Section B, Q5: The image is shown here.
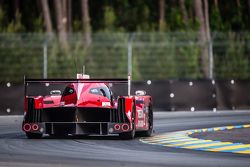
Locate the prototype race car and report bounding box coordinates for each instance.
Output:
[22,75,153,139]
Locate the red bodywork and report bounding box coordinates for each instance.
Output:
[22,79,153,139]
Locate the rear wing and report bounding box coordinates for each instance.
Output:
[24,78,128,84]
[24,77,129,96]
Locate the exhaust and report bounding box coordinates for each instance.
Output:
[23,123,31,132]
[32,124,39,131]
[122,124,129,131]
[114,124,121,131]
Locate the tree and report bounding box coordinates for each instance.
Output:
[203,0,211,77]
[214,0,218,8]
[193,0,210,78]
[62,0,72,33]
[179,0,188,25]
[236,0,240,7]
[13,0,20,14]
[203,0,210,42]
[67,0,72,33]
[54,0,68,46]
[248,0,250,19]
[159,0,166,31]
[81,0,92,46]
[40,0,53,35]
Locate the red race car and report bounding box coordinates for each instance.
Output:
[22,75,153,139]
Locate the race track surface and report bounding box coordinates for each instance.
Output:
[0,111,250,167]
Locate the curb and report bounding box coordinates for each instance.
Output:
[140,124,250,154]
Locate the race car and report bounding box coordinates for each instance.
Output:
[22,75,153,139]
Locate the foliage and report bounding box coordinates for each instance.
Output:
[213,32,250,79]
[1,32,250,82]
[6,11,25,33]
[0,1,250,32]
[103,6,116,31]
[1,1,250,82]
[33,16,44,33]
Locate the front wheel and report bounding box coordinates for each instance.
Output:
[26,132,43,139]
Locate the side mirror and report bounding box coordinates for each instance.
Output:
[135,90,146,96]
[50,90,61,95]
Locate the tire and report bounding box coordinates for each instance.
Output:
[26,132,43,139]
[119,124,135,140]
[138,103,153,137]
[119,102,136,140]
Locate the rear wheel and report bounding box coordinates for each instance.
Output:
[119,102,136,140]
[26,132,43,139]
[119,124,135,140]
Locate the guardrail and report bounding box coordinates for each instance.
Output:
[1,79,250,115]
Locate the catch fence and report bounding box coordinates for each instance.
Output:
[0,32,250,82]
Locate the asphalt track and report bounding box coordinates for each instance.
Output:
[0,111,250,167]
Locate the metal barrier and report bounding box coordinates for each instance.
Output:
[1,80,250,115]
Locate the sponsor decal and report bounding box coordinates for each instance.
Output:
[127,110,131,120]
[102,102,111,107]
[138,120,144,127]
[138,110,144,118]
[60,101,65,106]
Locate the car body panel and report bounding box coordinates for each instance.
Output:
[22,78,153,138]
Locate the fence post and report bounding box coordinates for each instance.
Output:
[208,39,213,79]
[43,42,48,79]
[128,33,135,96]
[208,32,214,79]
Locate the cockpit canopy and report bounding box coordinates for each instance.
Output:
[61,83,112,106]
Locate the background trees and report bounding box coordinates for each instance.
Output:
[0,0,250,81]
[81,0,91,46]
[0,0,249,33]
[40,0,52,35]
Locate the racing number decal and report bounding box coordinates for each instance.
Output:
[138,110,144,118]
[138,120,144,127]
[137,110,144,128]
[137,109,146,128]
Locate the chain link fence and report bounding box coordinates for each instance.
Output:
[1,32,250,82]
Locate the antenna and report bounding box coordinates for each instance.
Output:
[82,65,85,74]
[77,65,89,79]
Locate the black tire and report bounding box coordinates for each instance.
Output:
[119,102,136,140]
[26,132,43,139]
[138,103,153,137]
[119,124,135,140]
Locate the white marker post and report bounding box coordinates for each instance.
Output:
[128,33,135,96]
[43,42,48,79]
[128,74,131,96]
